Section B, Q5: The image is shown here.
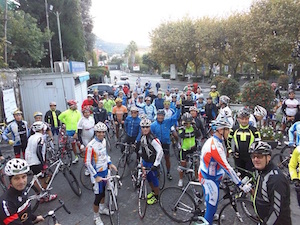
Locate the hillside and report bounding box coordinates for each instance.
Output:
[95,38,127,55]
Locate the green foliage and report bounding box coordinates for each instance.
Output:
[161,72,170,79]
[242,80,275,110]
[259,126,283,141]
[277,74,289,90]
[87,66,110,86]
[211,76,227,88]
[218,78,240,101]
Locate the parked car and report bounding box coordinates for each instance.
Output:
[87,83,114,95]
[120,73,129,80]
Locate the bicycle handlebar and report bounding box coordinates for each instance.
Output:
[42,199,71,219]
[116,142,136,148]
[100,175,121,181]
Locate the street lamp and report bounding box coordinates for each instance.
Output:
[45,0,54,72]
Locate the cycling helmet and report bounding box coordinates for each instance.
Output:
[249,141,272,155]
[103,92,108,96]
[94,122,107,132]
[164,100,171,105]
[49,101,56,106]
[138,95,144,99]
[182,112,193,124]
[115,98,122,103]
[189,106,198,112]
[82,106,90,113]
[157,91,163,95]
[33,111,43,118]
[211,116,232,131]
[186,91,192,96]
[13,109,22,115]
[171,94,177,98]
[67,100,77,106]
[5,158,30,176]
[32,121,44,132]
[219,95,230,105]
[254,105,267,117]
[145,97,151,101]
[130,106,139,112]
[140,118,152,127]
[197,94,204,99]
[87,94,93,98]
[237,107,250,118]
[157,109,165,116]
[288,89,295,94]
[211,85,217,89]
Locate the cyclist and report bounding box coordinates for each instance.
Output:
[227,107,261,177]
[289,145,300,207]
[208,85,220,105]
[177,112,201,187]
[281,89,299,133]
[25,121,57,203]
[143,96,157,121]
[249,105,267,128]
[93,100,108,124]
[153,91,164,110]
[92,89,101,107]
[77,107,95,147]
[189,106,206,139]
[198,116,252,225]
[112,98,128,140]
[135,95,146,116]
[44,101,61,136]
[140,118,164,205]
[81,94,94,113]
[151,102,181,180]
[2,109,29,158]
[58,100,82,164]
[164,90,172,101]
[204,96,217,124]
[217,95,233,127]
[102,92,115,121]
[196,94,206,116]
[164,100,180,150]
[250,141,291,225]
[182,91,195,114]
[85,122,117,225]
[123,106,141,152]
[30,112,53,140]
[170,94,177,111]
[0,158,46,225]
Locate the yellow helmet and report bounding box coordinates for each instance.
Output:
[13,109,22,115]
[33,111,43,118]
[115,98,122,103]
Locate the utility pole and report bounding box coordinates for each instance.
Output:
[4,0,8,65]
[55,11,64,62]
[45,0,54,72]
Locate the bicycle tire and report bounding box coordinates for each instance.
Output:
[0,179,7,196]
[27,185,40,213]
[138,179,147,219]
[172,143,180,161]
[280,145,293,161]
[108,190,120,225]
[271,153,291,181]
[158,163,165,190]
[106,131,112,152]
[80,164,93,190]
[117,154,127,179]
[218,198,259,225]
[159,186,196,223]
[130,168,138,190]
[59,148,72,167]
[63,167,82,196]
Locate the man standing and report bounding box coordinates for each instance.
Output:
[44,102,61,136]
[250,141,291,225]
[58,100,81,164]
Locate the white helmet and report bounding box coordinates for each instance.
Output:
[130,106,139,112]
[211,116,232,131]
[32,121,44,132]
[219,95,230,105]
[140,118,152,127]
[189,106,198,112]
[94,122,107,132]
[254,105,267,117]
[197,94,204,99]
[211,85,216,89]
[5,158,30,176]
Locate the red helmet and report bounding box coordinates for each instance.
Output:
[67,100,77,106]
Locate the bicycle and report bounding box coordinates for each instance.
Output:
[170,132,180,161]
[26,156,82,213]
[137,167,151,219]
[271,152,292,182]
[39,199,71,225]
[0,157,10,196]
[116,142,136,179]
[0,122,7,142]
[80,164,93,190]
[57,126,73,166]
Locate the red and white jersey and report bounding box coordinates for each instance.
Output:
[198,135,240,185]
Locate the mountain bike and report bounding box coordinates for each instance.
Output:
[116,142,136,179]
[40,199,71,225]
[26,157,82,213]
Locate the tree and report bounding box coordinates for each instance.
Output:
[142,53,159,73]
[80,0,95,52]
[124,41,138,68]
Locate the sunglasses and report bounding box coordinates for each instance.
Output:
[131,111,138,114]
[250,154,265,159]
[141,126,150,129]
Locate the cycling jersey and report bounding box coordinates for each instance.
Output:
[282,98,299,117]
[196,101,206,115]
[217,106,233,127]
[103,99,115,113]
[0,187,37,225]
[25,132,46,167]
[164,108,174,119]
[112,105,128,122]
[288,121,300,146]
[77,116,95,146]
[209,91,220,105]
[153,98,164,110]
[2,120,29,146]
[289,146,300,180]
[93,107,108,124]
[181,100,194,114]
[254,162,291,225]
[124,116,141,139]
[249,114,257,128]
[140,133,163,166]
[144,104,157,121]
[135,101,146,116]
[58,109,81,132]
[178,126,200,151]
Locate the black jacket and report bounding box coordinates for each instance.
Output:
[44,110,61,128]
[93,107,108,124]
[254,161,291,225]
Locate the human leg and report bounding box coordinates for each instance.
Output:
[202,179,220,224]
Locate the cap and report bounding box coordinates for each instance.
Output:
[87,94,93,98]
[49,101,56,106]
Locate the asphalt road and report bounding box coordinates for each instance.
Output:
[1,72,300,225]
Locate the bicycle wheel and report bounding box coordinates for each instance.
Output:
[218,199,259,225]
[280,145,293,161]
[27,185,40,213]
[159,186,196,223]
[80,164,93,190]
[117,154,127,179]
[271,153,291,181]
[130,168,138,190]
[138,179,147,219]
[63,167,82,196]
[108,190,120,225]
[59,148,72,167]
[158,163,165,190]
[106,130,112,152]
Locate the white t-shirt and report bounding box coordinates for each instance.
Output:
[77,116,95,145]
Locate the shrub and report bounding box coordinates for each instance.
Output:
[161,72,170,79]
[218,78,240,101]
[277,74,289,90]
[211,76,227,89]
[241,80,275,110]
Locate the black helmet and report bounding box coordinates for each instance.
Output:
[249,141,272,155]
[238,107,250,118]
[157,109,165,116]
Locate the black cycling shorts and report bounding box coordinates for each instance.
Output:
[162,144,170,156]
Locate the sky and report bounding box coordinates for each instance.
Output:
[91,0,254,46]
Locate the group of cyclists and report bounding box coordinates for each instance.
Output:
[0,77,299,225]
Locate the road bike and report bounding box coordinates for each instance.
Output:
[0,157,10,196]
[271,152,292,182]
[116,142,136,179]
[26,157,82,213]
[80,164,93,190]
[39,199,71,225]
[57,126,73,166]
[170,132,180,161]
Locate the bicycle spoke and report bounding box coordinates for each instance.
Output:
[109,191,120,225]
[80,165,93,190]
[138,179,147,219]
[117,154,127,179]
[63,168,82,196]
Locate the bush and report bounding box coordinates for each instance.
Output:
[218,78,240,101]
[241,80,275,110]
[161,72,170,79]
[277,74,289,90]
[211,76,227,89]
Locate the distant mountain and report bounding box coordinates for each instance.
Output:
[95,37,127,55]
